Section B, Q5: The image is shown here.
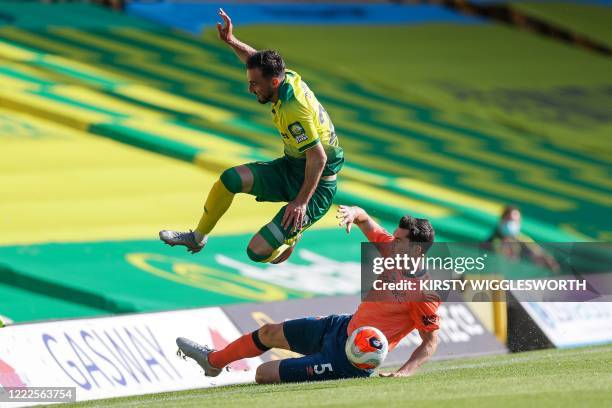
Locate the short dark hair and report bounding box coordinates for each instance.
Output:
[399,215,435,253]
[246,50,285,78]
[501,205,520,218]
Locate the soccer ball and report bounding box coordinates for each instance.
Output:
[345,326,388,369]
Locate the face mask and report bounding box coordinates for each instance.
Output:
[500,220,520,237]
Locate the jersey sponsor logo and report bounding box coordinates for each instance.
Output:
[294,134,308,143]
[288,122,308,143]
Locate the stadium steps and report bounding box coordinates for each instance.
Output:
[0,33,519,243]
[0,28,582,242]
[0,4,601,239]
[0,24,475,321]
[0,104,320,321]
[509,1,612,50]
[232,23,611,240]
[3,11,605,233]
[0,1,605,322]
[436,0,612,56]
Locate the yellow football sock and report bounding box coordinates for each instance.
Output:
[195,180,234,236]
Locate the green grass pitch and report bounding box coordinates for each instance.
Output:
[64,344,611,407]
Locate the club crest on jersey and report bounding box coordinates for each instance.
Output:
[288,122,308,143]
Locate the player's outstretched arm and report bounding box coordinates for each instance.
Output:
[216,8,257,63]
[380,330,439,378]
[336,205,383,237]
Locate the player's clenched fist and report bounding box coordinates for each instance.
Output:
[216,8,235,44]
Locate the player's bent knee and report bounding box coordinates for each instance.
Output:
[255,361,281,384]
[246,234,275,262]
[258,323,282,345]
[247,247,270,262]
[219,167,244,194]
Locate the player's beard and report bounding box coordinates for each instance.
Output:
[255,87,274,104]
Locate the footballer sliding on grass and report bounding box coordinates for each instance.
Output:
[176,206,440,383]
[160,8,343,264]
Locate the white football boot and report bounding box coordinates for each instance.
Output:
[159,230,206,254]
[176,337,223,377]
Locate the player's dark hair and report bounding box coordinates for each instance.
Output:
[399,215,435,253]
[246,50,285,79]
[501,205,520,218]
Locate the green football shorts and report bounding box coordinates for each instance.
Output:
[244,157,338,248]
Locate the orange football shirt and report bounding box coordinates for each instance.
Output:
[347,227,441,351]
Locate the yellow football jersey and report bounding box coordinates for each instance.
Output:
[271,70,343,175]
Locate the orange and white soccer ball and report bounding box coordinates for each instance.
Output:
[345,326,388,369]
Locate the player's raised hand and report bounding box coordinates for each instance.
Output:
[336,205,355,234]
[216,8,234,44]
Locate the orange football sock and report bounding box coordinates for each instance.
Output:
[208,331,270,369]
